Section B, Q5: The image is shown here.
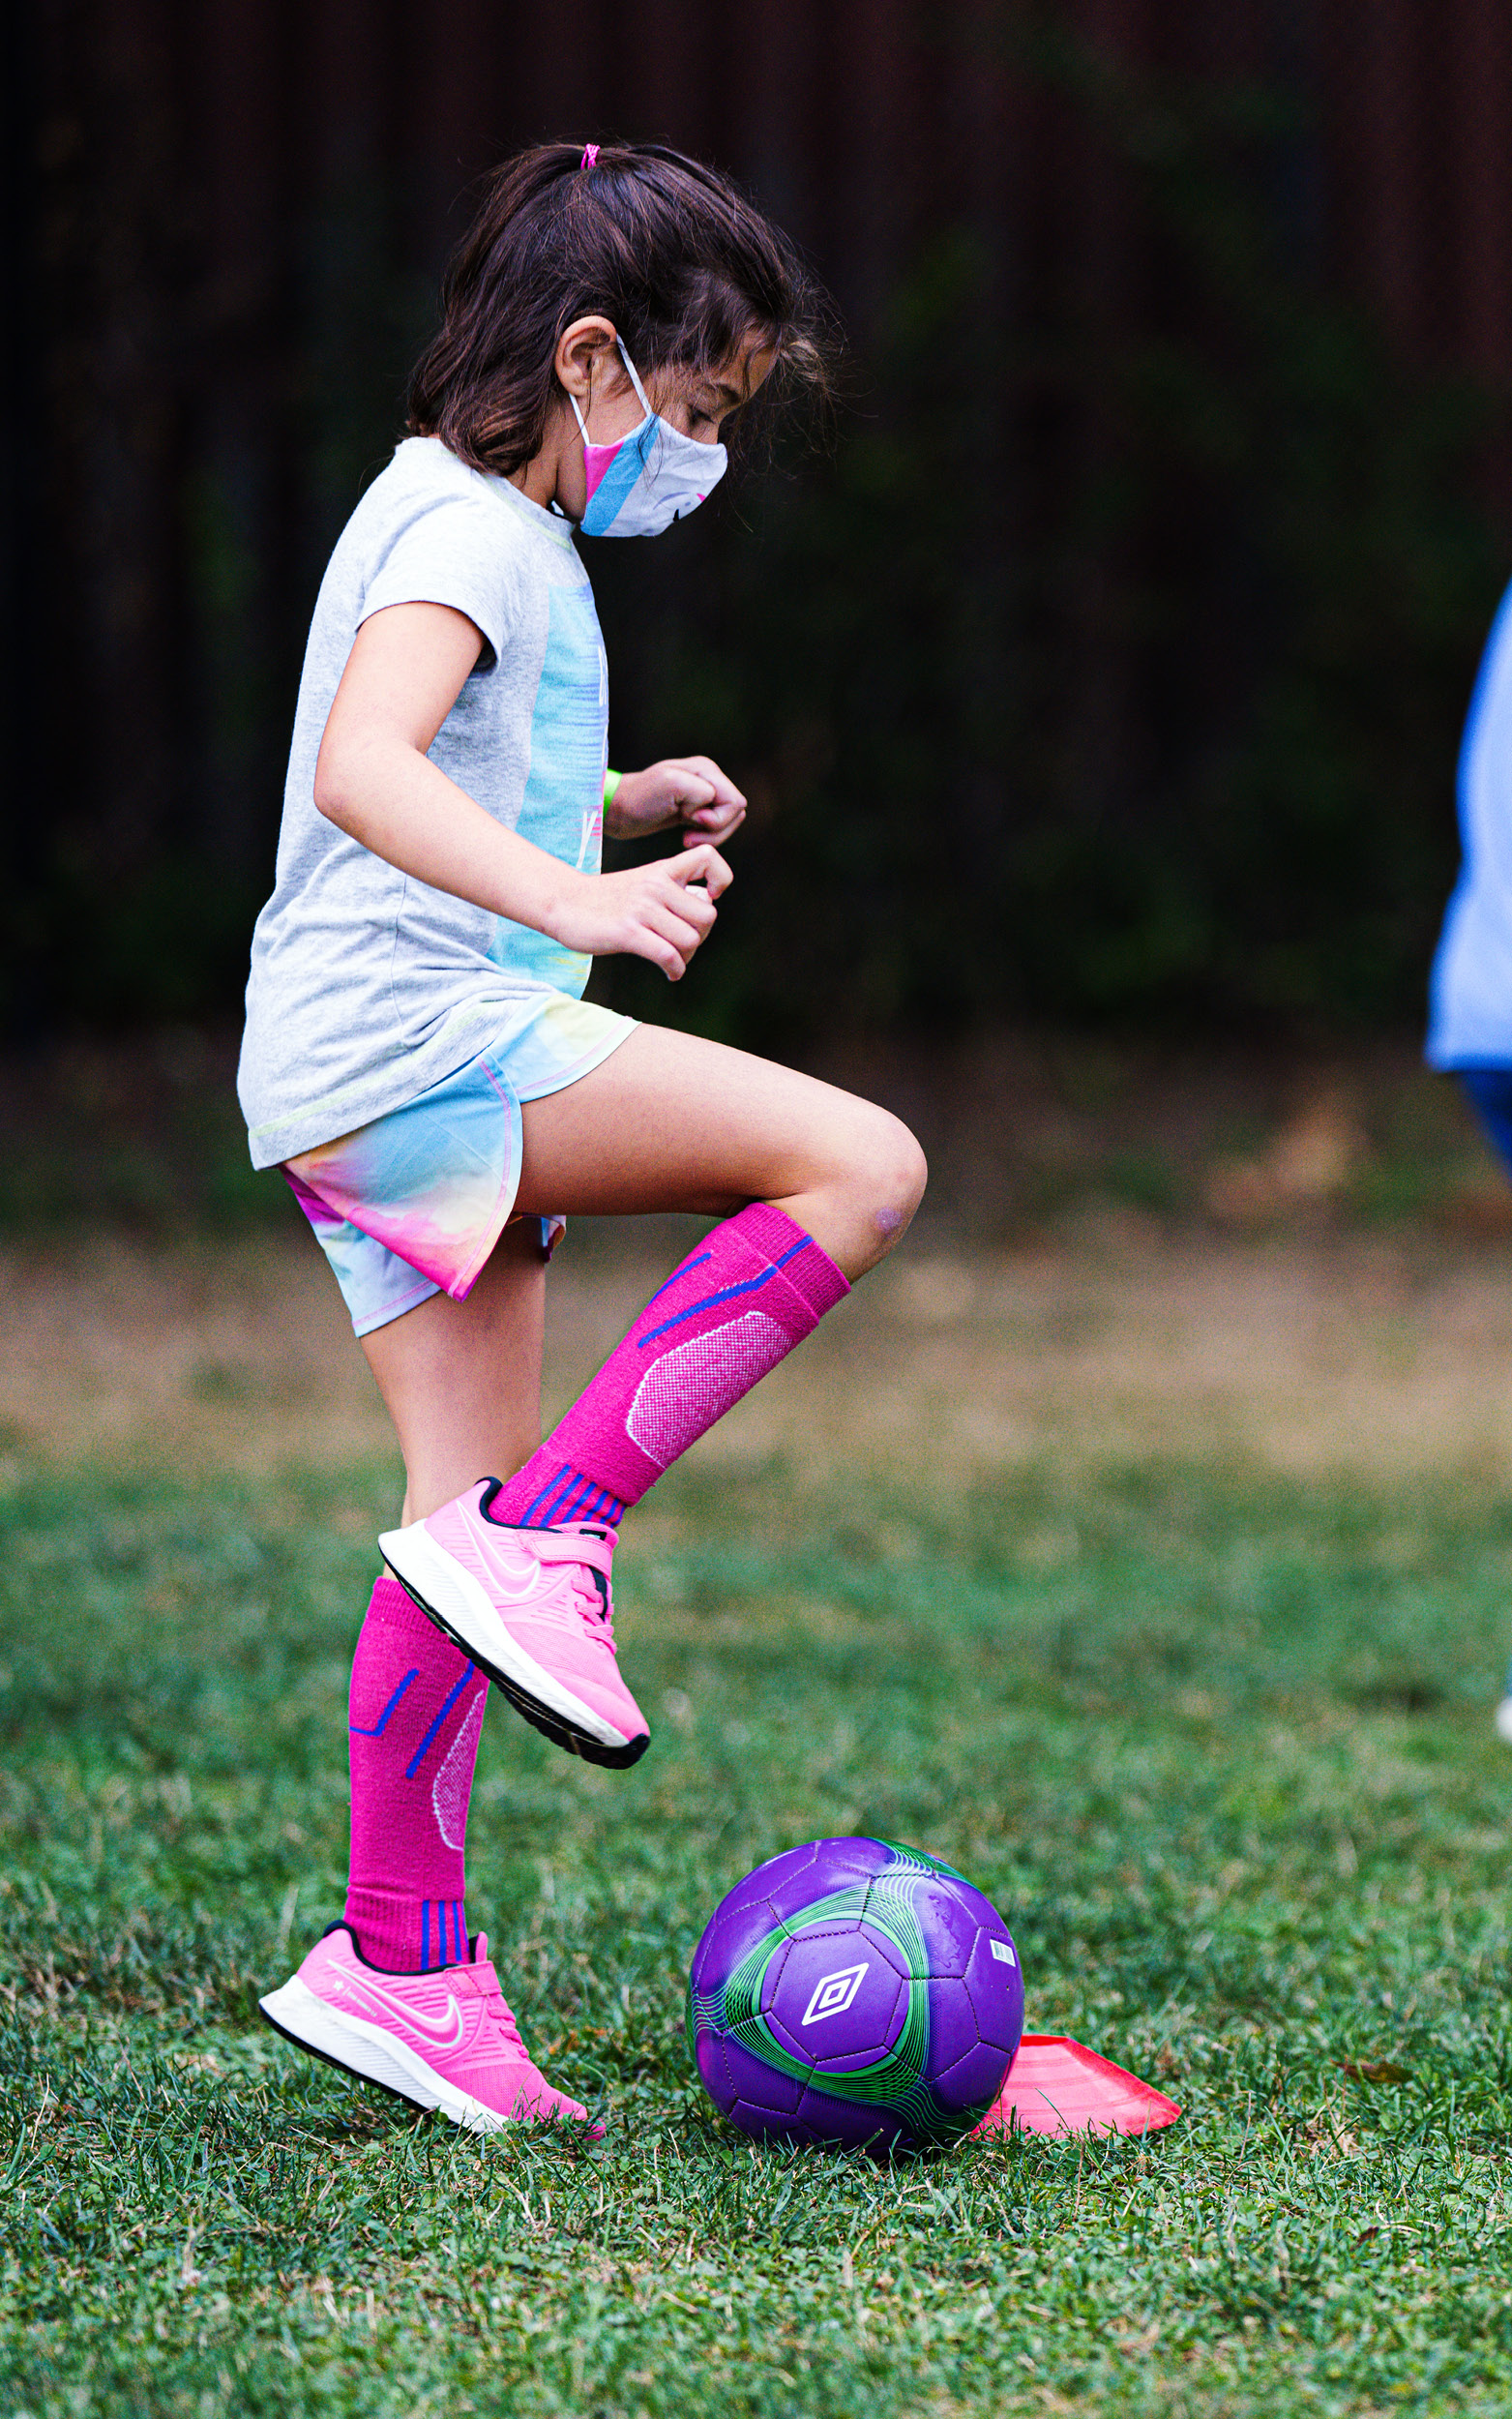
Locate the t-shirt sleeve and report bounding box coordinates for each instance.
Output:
[358,491,521,669]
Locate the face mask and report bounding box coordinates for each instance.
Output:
[570,340,727,537]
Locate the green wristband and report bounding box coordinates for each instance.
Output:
[603,768,622,809]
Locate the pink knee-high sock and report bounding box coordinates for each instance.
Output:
[344,1573,489,1971]
[493,1203,849,1527]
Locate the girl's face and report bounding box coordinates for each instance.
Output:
[536,319,775,523]
[645,325,776,445]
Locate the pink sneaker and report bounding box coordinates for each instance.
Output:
[259,1924,602,2136]
[378,1481,649,1769]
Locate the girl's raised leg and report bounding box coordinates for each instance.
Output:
[513,1025,927,1272]
[376,1029,925,1767]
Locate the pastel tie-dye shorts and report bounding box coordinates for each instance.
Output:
[283,995,637,1335]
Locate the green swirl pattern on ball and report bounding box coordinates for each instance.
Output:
[687,1842,988,2143]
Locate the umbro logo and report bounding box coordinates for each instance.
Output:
[800,1962,870,2026]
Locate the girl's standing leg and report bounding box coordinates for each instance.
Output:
[265,1216,596,2133]
[344,1218,545,1970]
[362,1209,548,1523]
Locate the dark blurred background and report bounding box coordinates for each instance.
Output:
[7,0,1512,1059]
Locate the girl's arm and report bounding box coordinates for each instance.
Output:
[313,602,729,982]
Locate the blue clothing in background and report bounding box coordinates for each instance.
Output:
[1460,1066,1512,1179]
[1429,579,1512,1067]
[1429,629,1512,1719]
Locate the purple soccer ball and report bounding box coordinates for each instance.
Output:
[686,1837,1024,2151]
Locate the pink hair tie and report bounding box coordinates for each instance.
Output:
[580,143,600,170]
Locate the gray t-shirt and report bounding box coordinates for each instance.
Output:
[238,438,608,1169]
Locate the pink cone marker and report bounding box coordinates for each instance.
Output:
[972,2035,1182,2138]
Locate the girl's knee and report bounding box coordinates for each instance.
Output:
[843,1107,927,1252]
[879,1117,929,1236]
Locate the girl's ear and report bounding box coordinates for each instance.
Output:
[555,315,622,402]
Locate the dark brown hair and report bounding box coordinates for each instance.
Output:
[406,141,837,475]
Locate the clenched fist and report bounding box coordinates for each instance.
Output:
[607,756,747,849]
[541,844,733,982]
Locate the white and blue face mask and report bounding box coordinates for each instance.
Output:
[569,340,727,537]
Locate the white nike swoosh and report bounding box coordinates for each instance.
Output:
[447,1538,556,1603]
[475,1557,550,1602]
[337,1972,466,2052]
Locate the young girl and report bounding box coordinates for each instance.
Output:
[243,142,926,2135]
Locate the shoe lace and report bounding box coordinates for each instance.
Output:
[543,1530,618,1657]
[566,1565,616,1653]
[476,1973,526,2055]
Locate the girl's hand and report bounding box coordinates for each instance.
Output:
[546,845,733,981]
[313,608,730,976]
[607,756,747,848]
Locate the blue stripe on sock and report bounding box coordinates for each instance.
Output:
[421,1901,430,1971]
[404,1670,471,1779]
[545,1475,584,1523]
[636,1237,811,1349]
[539,1468,589,1525]
[349,1669,419,1737]
[520,1467,626,1530]
[522,1462,574,1525]
[640,1250,714,1313]
[560,1476,602,1524]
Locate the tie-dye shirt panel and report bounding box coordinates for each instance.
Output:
[488,582,607,996]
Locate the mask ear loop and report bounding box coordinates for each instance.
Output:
[614,339,654,421]
[568,340,654,452]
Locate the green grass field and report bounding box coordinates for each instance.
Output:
[5,1436,1512,2415]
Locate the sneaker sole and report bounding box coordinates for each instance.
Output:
[259,1977,596,2135]
[377,1524,649,1771]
